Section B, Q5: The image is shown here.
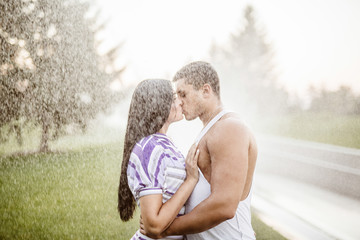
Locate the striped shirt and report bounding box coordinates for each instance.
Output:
[127,133,186,240]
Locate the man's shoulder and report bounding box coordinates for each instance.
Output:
[214,114,249,135]
[204,114,251,146]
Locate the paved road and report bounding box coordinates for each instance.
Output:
[253,135,360,240]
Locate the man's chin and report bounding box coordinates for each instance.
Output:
[184,114,196,121]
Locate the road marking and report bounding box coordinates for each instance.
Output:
[262,149,360,176]
[257,134,360,156]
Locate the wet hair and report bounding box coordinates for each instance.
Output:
[173,61,220,97]
[118,79,173,221]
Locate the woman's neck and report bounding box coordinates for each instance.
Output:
[158,121,170,134]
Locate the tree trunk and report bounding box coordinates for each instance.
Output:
[39,114,50,152]
[14,124,23,146]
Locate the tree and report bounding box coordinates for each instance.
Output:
[0,0,31,145]
[309,85,360,115]
[209,5,288,116]
[0,0,123,152]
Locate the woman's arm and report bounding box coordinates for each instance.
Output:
[139,177,197,238]
[159,122,251,235]
[140,144,199,238]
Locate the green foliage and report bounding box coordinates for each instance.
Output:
[308,85,360,115]
[0,0,123,152]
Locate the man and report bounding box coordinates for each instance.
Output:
[143,61,258,239]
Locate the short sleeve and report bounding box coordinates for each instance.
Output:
[127,139,166,202]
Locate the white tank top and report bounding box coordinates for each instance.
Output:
[185,110,255,240]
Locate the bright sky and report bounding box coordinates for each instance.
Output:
[95,0,360,99]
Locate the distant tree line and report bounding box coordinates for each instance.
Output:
[0,0,124,152]
[308,86,360,115]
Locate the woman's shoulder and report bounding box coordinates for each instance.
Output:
[136,133,167,148]
[132,134,166,158]
[138,133,174,148]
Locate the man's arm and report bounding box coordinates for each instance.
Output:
[164,120,250,235]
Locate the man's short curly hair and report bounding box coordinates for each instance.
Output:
[173,61,220,97]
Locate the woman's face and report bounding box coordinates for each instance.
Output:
[168,93,183,123]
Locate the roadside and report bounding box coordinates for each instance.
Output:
[252,133,360,240]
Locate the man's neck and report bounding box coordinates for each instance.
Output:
[200,103,223,127]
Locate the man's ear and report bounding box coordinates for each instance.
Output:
[202,84,212,98]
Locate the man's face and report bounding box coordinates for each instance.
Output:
[175,78,203,121]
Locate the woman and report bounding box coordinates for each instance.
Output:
[118,79,199,240]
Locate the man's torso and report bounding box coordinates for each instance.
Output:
[196,112,257,200]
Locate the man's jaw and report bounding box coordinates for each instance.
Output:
[183,112,197,121]
[182,111,190,120]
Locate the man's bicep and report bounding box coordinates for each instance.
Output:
[208,126,249,203]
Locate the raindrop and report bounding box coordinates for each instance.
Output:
[18,40,26,47]
[46,24,57,38]
[9,37,18,45]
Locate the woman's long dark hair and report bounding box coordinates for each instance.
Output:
[118,79,173,221]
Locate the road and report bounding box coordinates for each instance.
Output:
[253,135,360,240]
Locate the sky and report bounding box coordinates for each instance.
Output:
[94,0,360,100]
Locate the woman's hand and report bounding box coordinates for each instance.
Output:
[185,143,200,182]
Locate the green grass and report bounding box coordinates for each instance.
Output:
[0,143,139,239]
[257,112,360,149]
[0,138,286,240]
[252,213,287,240]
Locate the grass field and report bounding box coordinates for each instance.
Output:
[0,138,286,240]
[257,112,360,149]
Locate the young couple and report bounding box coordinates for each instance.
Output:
[118,61,257,240]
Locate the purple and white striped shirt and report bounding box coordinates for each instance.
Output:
[127,133,186,240]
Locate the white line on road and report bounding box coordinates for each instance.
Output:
[256,134,360,156]
[262,149,360,176]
